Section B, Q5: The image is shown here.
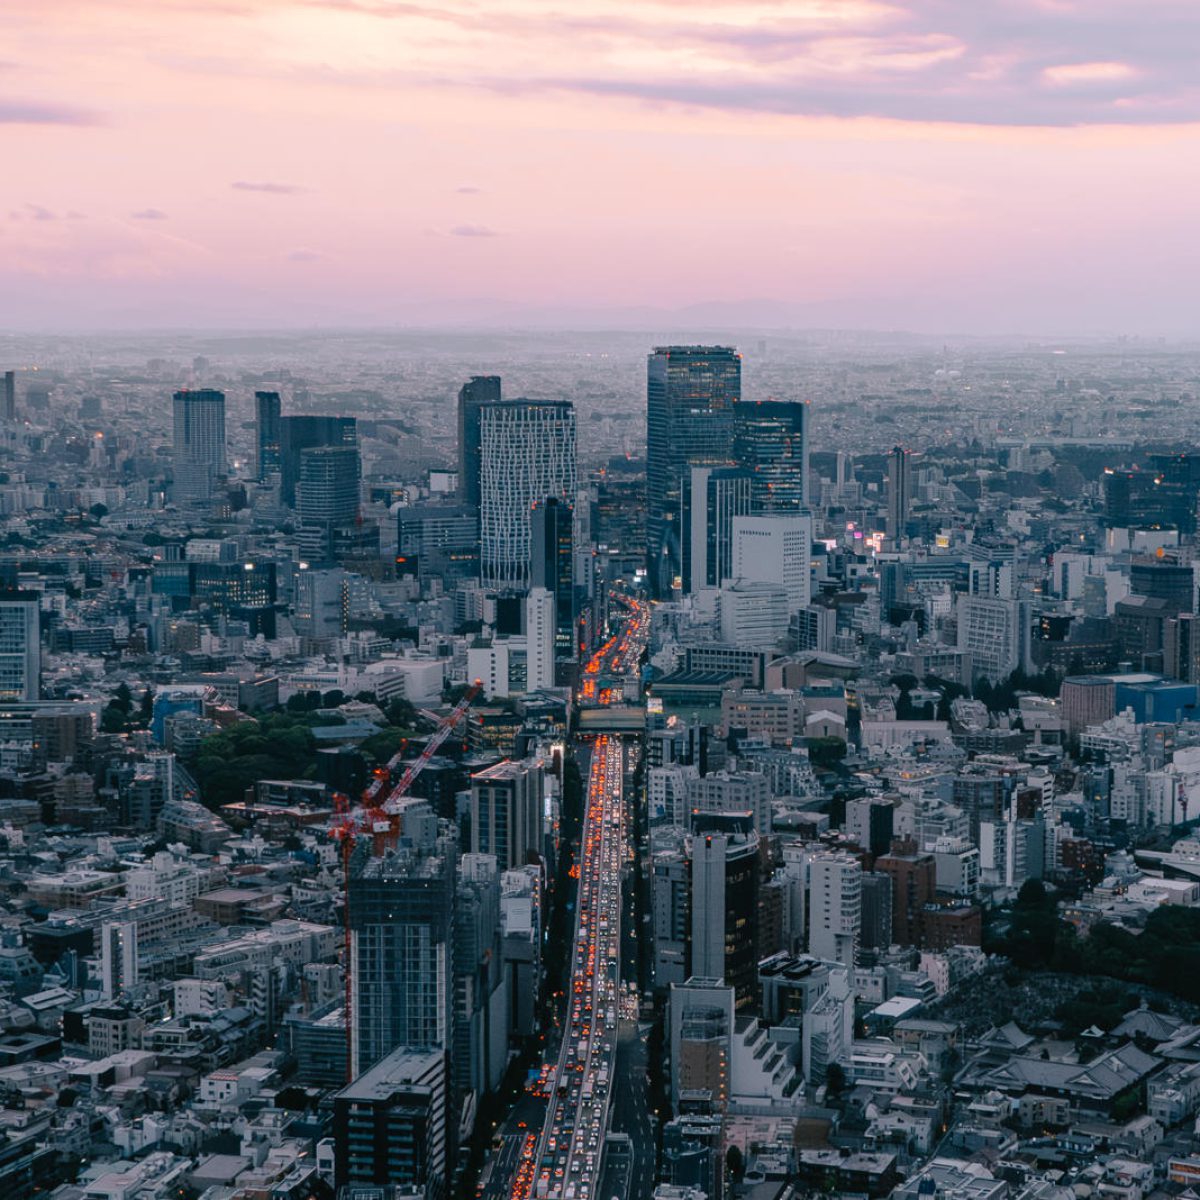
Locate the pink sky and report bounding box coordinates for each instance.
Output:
[3,0,1200,333]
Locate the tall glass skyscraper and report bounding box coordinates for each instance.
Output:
[172,388,227,503]
[457,375,501,510]
[480,400,576,590]
[530,496,575,657]
[279,415,357,507]
[297,444,362,563]
[733,399,809,513]
[254,390,282,481]
[646,346,741,597]
[348,811,457,1078]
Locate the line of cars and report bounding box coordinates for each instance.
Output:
[529,736,623,1200]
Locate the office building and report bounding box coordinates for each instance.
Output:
[172,389,227,503]
[530,496,575,657]
[348,813,457,1077]
[668,977,735,1110]
[458,375,501,509]
[525,587,556,692]
[647,345,741,596]
[689,815,759,1010]
[1131,553,1195,614]
[279,414,357,507]
[297,444,361,563]
[332,1046,448,1200]
[0,592,40,702]
[887,445,911,539]
[469,760,544,872]
[859,873,894,955]
[733,399,809,512]
[682,465,752,596]
[480,400,576,589]
[100,921,138,999]
[731,512,812,613]
[3,371,13,422]
[876,838,937,948]
[808,852,861,967]
[254,390,281,480]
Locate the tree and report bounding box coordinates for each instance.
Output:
[138,688,154,724]
[100,703,128,733]
[806,736,847,769]
[112,682,134,715]
[725,1145,745,1185]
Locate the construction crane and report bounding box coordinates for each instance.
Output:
[332,679,483,1080]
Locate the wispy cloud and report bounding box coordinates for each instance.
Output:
[450,224,498,237]
[131,208,168,220]
[231,180,307,194]
[456,185,482,194]
[0,98,101,125]
[300,0,1200,127]
[286,247,323,261]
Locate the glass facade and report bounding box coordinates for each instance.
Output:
[646,346,741,597]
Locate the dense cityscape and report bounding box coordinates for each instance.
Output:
[0,331,1199,1200]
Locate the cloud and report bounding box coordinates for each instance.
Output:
[231,180,307,194]
[27,205,58,221]
[286,248,322,261]
[450,224,498,237]
[455,185,482,194]
[0,98,101,125]
[304,0,1200,126]
[131,208,168,220]
[1042,61,1138,88]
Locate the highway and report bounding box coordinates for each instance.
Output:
[514,593,649,1200]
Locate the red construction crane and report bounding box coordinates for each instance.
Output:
[333,680,482,1080]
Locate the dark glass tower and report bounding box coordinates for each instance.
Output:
[457,375,501,510]
[530,496,575,657]
[254,390,282,480]
[733,400,809,513]
[646,346,741,597]
[279,414,357,507]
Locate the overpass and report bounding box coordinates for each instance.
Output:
[576,706,645,733]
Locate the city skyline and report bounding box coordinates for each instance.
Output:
[4,0,1200,333]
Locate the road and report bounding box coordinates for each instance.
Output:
[493,593,650,1200]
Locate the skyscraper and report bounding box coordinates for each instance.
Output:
[457,375,501,509]
[530,496,575,657]
[733,399,810,512]
[3,371,14,422]
[647,345,741,596]
[0,591,40,701]
[689,813,759,1010]
[279,414,357,507]
[682,466,752,595]
[172,389,227,503]
[887,445,911,539]
[348,810,456,1078]
[732,513,812,613]
[479,400,576,590]
[255,390,282,480]
[297,444,361,562]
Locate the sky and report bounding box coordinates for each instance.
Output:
[3,0,1200,334]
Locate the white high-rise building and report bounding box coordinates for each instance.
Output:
[480,400,576,589]
[732,513,812,613]
[525,587,555,691]
[807,852,861,967]
[101,920,138,999]
[0,592,40,701]
[718,580,789,650]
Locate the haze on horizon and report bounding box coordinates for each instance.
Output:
[3,0,1200,336]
